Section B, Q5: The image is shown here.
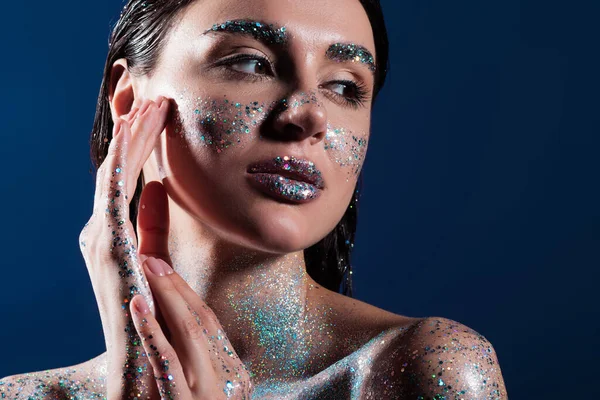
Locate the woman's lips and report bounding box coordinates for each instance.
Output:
[247,156,324,188]
[247,156,324,203]
[248,173,322,203]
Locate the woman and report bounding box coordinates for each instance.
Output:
[0,0,507,398]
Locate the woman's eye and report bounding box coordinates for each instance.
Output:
[328,82,356,98]
[321,79,370,109]
[229,58,269,75]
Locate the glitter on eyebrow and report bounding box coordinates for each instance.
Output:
[206,19,288,45]
[326,43,376,72]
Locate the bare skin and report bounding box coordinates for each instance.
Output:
[1,299,417,396]
[1,0,507,398]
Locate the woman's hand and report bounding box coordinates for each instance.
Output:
[129,253,253,399]
[78,97,171,399]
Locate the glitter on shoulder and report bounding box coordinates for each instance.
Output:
[364,317,508,399]
[0,366,107,399]
[248,317,507,399]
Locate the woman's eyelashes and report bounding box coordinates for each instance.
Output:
[215,53,371,109]
[320,80,370,109]
[217,53,275,82]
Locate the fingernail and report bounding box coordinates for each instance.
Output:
[145,257,174,277]
[133,295,149,315]
[146,257,165,276]
[163,261,174,275]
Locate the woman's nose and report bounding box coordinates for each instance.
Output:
[269,91,328,145]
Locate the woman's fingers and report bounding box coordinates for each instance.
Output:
[95,119,134,228]
[127,97,170,197]
[144,258,251,395]
[165,270,250,391]
[137,181,173,344]
[81,98,170,400]
[88,96,169,281]
[142,258,217,389]
[124,106,140,123]
[130,294,194,400]
[137,181,172,265]
[135,257,253,398]
[164,270,226,342]
[92,118,127,210]
[88,98,170,302]
[92,97,168,212]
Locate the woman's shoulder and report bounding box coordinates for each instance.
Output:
[320,289,419,331]
[0,353,107,399]
[367,316,508,399]
[320,292,507,398]
[311,292,507,398]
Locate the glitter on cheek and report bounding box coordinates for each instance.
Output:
[174,91,322,154]
[324,124,369,179]
[187,97,269,153]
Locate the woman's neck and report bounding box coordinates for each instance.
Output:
[165,196,324,380]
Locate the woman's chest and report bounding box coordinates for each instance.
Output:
[249,327,405,400]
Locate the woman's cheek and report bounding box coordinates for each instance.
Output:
[175,93,272,154]
[172,95,369,210]
[171,90,368,202]
[324,124,369,181]
[173,89,368,169]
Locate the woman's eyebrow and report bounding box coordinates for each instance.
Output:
[202,21,375,75]
[326,43,376,75]
[202,19,288,46]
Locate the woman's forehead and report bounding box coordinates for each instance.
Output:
[173,0,376,55]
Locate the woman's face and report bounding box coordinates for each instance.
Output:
[140,0,376,253]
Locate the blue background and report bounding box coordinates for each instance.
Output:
[1,0,597,398]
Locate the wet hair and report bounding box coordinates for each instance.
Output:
[90,0,389,297]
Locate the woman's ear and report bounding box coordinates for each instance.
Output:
[109,58,137,122]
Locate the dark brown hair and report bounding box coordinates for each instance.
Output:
[91,0,389,296]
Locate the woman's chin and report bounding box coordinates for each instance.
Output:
[232,212,325,255]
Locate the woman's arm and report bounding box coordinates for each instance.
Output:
[368,317,508,399]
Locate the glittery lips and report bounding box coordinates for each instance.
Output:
[247,156,324,203]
